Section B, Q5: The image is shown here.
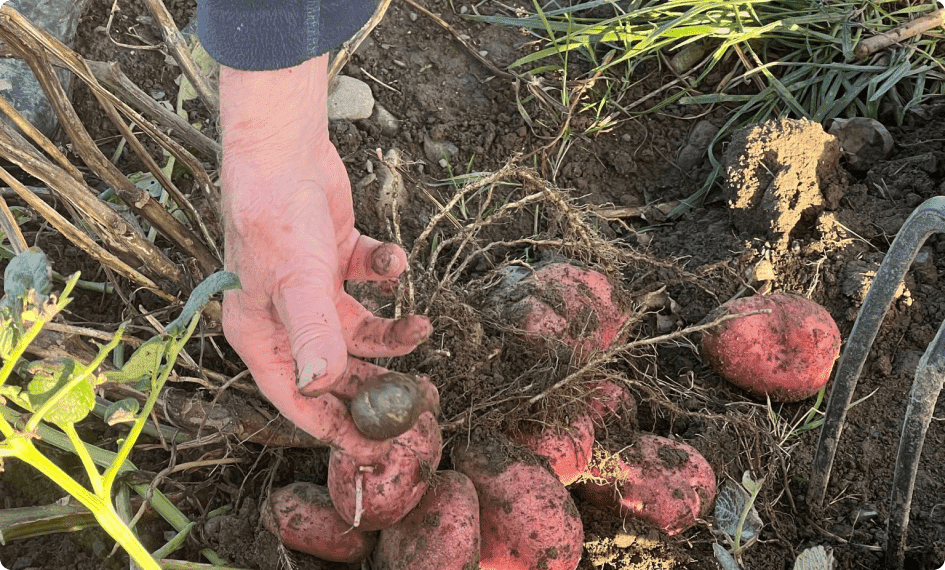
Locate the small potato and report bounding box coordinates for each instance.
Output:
[510,413,595,485]
[701,293,841,402]
[454,434,583,570]
[585,379,637,429]
[373,470,481,570]
[329,411,442,531]
[576,434,716,535]
[350,372,436,440]
[261,482,376,562]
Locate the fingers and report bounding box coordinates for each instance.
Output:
[336,292,432,357]
[330,357,390,399]
[343,235,408,282]
[223,291,345,440]
[272,282,349,396]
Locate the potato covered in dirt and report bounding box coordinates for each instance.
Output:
[576,434,716,535]
[261,482,376,562]
[373,470,480,570]
[490,263,629,361]
[510,413,595,485]
[701,293,841,402]
[585,379,637,429]
[329,411,442,531]
[453,434,584,570]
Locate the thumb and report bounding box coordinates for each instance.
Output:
[274,281,349,396]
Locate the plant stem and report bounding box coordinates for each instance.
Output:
[13,438,159,569]
[63,422,103,495]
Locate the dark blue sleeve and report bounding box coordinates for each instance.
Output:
[196,0,379,71]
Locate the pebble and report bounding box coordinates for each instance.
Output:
[828,117,894,172]
[409,12,418,22]
[676,120,719,171]
[2,0,89,137]
[327,75,374,121]
[424,133,459,164]
[372,103,400,136]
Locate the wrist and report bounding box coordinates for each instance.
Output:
[219,55,331,159]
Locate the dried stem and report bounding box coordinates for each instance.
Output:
[0,5,222,277]
[84,60,221,161]
[328,0,393,82]
[140,0,219,113]
[0,159,172,300]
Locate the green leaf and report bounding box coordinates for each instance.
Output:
[741,471,762,495]
[103,339,164,385]
[26,358,94,425]
[713,543,742,570]
[714,479,763,546]
[164,271,240,336]
[793,546,835,570]
[103,398,140,425]
[179,40,215,102]
[1,248,52,314]
[0,318,21,360]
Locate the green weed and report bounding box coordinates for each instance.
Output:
[0,249,240,569]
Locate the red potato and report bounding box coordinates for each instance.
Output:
[261,482,376,562]
[329,411,442,531]
[453,435,584,570]
[701,293,841,402]
[497,263,629,361]
[585,379,637,429]
[510,413,595,485]
[373,470,481,570]
[575,435,716,535]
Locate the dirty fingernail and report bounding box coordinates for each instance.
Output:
[297,358,329,393]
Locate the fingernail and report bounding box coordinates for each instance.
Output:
[297,358,329,392]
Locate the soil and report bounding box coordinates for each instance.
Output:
[2,1,945,570]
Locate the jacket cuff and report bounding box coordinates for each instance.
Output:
[196,0,379,71]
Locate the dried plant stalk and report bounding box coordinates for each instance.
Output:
[84,60,221,160]
[0,6,221,281]
[0,155,171,300]
[141,0,219,113]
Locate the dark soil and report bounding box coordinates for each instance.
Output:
[3,0,945,570]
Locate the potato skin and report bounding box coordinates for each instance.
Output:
[454,435,584,570]
[701,293,841,402]
[576,434,716,535]
[373,470,481,570]
[510,413,595,485]
[261,482,376,562]
[585,380,637,429]
[498,263,628,361]
[329,411,443,531]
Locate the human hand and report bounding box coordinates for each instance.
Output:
[218,55,432,464]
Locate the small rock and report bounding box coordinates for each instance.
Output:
[327,75,374,121]
[828,117,894,172]
[372,103,400,136]
[424,133,459,164]
[409,11,418,22]
[2,0,91,137]
[676,120,719,171]
[751,259,776,282]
